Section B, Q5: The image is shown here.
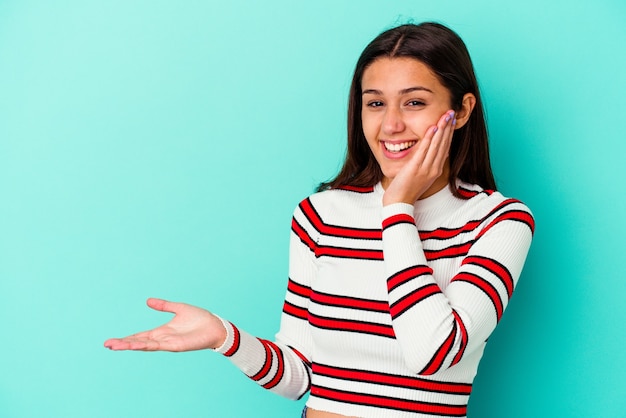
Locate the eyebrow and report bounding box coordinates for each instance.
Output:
[362,86,434,95]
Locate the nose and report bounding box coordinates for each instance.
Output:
[381,105,405,135]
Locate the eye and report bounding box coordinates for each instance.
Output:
[366,100,384,108]
[406,99,426,107]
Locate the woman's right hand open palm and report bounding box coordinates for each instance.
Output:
[104,298,227,352]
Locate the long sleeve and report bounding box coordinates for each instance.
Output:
[213,206,315,400]
[381,197,534,375]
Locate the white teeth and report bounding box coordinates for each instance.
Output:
[384,141,416,152]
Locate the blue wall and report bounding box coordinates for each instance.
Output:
[1,1,625,417]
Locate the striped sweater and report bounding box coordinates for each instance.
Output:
[215,181,534,417]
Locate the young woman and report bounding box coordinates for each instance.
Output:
[105,22,534,418]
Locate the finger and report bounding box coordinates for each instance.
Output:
[431,112,455,167]
[422,111,454,167]
[104,338,119,349]
[104,338,160,351]
[104,338,138,350]
[126,339,162,351]
[104,338,137,350]
[434,110,455,149]
[407,125,436,167]
[428,111,453,150]
[147,297,182,314]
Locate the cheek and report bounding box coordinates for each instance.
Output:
[361,115,378,141]
[407,114,438,136]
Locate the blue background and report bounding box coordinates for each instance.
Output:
[1,1,625,417]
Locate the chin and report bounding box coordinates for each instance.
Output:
[381,168,400,182]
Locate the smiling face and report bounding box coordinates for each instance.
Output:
[361,57,454,188]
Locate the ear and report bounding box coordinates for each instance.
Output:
[454,93,476,130]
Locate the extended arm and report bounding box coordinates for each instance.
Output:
[103,214,316,400]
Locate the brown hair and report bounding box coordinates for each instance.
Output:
[318,22,496,196]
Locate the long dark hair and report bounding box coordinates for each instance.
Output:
[318,22,496,197]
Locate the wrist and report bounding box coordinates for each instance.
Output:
[383,192,419,206]
[210,315,231,351]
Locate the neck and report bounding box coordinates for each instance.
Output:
[380,164,450,201]
[419,169,449,200]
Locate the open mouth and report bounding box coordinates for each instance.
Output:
[383,141,417,153]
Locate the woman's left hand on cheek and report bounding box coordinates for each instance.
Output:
[383,110,456,206]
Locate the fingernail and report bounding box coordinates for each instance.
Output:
[445,115,451,122]
[433,127,438,133]
[452,118,457,126]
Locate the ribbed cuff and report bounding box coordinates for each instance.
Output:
[211,314,233,353]
[381,202,414,220]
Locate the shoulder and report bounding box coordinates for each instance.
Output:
[299,184,378,210]
[292,184,382,229]
[457,182,535,234]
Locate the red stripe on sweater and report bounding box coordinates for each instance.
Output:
[419,220,482,240]
[313,363,472,395]
[316,245,384,260]
[283,300,308,320]
[457,186,494,198]
[287,278,311,299]
[453,272,504,321]
[389,283,441,319]
[336,185,375,193]
[311,291,389,313]
[382,213,415,230]
[311,385,467,416]
[450,310,468,366]
[477,209,535,238]
[456,187,481,199]
[425,242,472,260]
[291,218,317,252]
[250,340,273,382]
[300,198,381,240]
[261,340,284,389]
[420,320,457,375]
[420,199,520,241]
[223,322,240,357]
[463,256,514,299]
[309,312,395,338]
[387,265,433,292]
